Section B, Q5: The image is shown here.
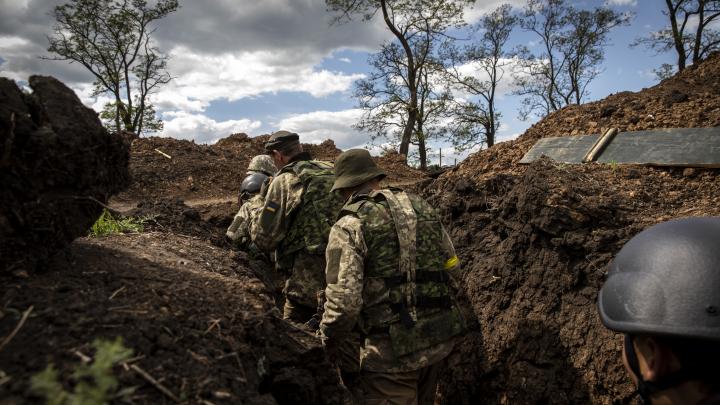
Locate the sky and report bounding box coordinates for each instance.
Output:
[0,0,677,165]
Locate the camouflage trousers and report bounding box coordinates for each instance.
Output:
[352,360,445,405]
[279,251,326,323]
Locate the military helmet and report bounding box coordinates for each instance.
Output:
[247,155,276,176]
[331,148,386,192]
[265,130,300,152]
[598,217,720,341]
[240,172,268,196]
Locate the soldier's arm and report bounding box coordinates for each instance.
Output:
[233,195,265,246]
[441,225,462,289]
[320,216,366,343]
[250,172,303,252]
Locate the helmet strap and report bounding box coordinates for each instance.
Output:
[624,334,699,404]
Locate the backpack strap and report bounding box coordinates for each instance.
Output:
[372,189,418,327]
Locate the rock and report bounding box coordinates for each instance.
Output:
[683,167,697,177]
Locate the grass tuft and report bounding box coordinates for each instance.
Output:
[89,209,146,237]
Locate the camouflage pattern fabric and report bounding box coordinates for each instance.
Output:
[320,189,463,373]
[226,194,264,248]
[247,154,277,176]
[251,158,343,308]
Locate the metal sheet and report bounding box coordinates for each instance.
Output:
[596,127,720,167]
[519,135,599,164]
[519,127,720,167]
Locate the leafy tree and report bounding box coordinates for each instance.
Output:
[634,0,720,72]
[513,0,629,119]
[327,0,472,163]
[444,4,517,149]
[46,0,178,135]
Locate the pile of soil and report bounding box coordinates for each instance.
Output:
[0,232,341,404]
[376,151,427,186]
[426,54,720,404]
[0,76,130,275]
[445,52,720,186]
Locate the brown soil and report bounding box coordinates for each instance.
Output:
[0,232,341,404]
[0,76,130,275]
[425,54,720,404]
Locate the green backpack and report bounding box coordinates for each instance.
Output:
[279,160,346,256]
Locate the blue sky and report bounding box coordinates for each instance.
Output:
[0,0,677,164]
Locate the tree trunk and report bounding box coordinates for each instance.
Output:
[666,0,687,71]
[417,130,427,170]
[381,0,416,162]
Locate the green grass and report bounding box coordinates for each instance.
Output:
[89,209,146,237]
[31,337,135,405]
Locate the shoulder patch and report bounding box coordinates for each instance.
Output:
[265,200,280,213]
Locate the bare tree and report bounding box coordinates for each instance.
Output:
[46,0,178,135]
[354,40,451,169]
[444,4,517,149]
[513,0,628,119]
[634,0,720,72]
[326,0,471,162]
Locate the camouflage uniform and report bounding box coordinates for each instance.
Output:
[320,188,463,405]
[251,152,345,322]
[226,194,265,248]
[226,155,276,248]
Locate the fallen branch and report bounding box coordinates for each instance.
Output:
[0,305,33,353]
[128,363,180,403]
[154,148,172,159]
[109,286,126,301]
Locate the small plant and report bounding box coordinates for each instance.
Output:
[609,159,619,171]
[31,337,134,405]
[89,209,146,237]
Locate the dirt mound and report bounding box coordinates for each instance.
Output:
[0,232,342,404]
[375,151,427,186]
[426,53,720,403]
[0,76,130,275]
[447,53,720,186]
[426,158,720,404]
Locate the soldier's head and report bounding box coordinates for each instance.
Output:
[331,148,386,199]
[247,154,277,177]
[265,130,303,168]
[597,217,720,404]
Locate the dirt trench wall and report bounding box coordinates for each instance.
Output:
[0,76,130,274]
[429,159,644,404]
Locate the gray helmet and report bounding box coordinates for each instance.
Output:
[240,172,268,196]
[331,149,386,192]
[598,217,720,341]
[247,155,276,176]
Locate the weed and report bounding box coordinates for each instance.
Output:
[89,209,146,237]
[31,337,135,405]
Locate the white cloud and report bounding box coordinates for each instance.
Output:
[464,0,526,24]
[161,111,262,144]
[275,109,370,149]
[339,57,352,63]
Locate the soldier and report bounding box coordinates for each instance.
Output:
[320,149,465,405]
[598,217,720,405]
[251,130,345,323]
[226,155,277,248]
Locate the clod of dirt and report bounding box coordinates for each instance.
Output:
[0,76,130,274]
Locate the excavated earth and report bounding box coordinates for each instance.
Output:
[424,53,720,404]
[3,53,720,405]
[0,76,129,275]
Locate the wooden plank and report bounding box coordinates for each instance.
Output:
[595,127,720,167]
[519,135,599,164]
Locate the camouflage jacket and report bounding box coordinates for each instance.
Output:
[250,153,343,306]
[226,194,264,247]
[320,188,463,373]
